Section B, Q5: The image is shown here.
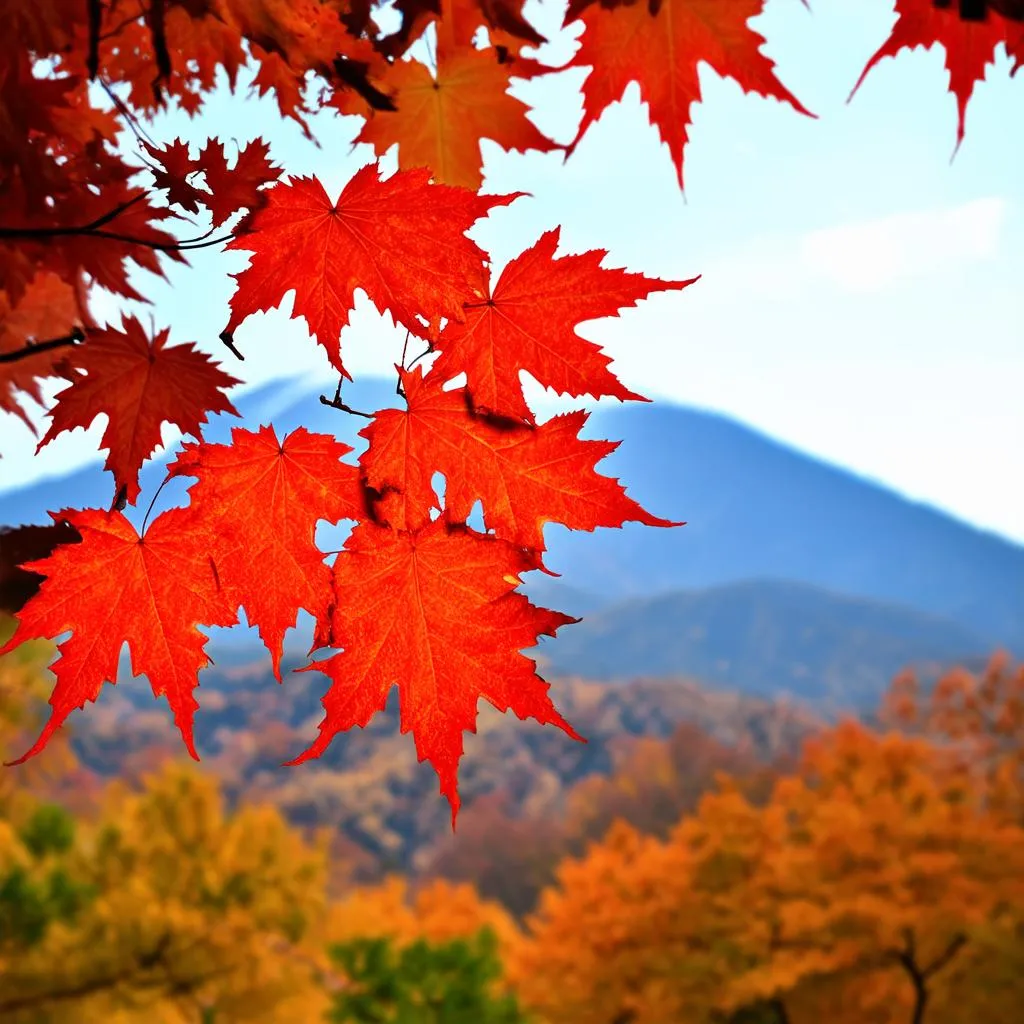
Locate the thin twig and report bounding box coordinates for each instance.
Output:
[320,377,372,418]
[0,327,85,364]
[100,77,159,150]
[218,332,244,360]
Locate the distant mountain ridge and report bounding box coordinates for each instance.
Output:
[531,577,992,710]
[2,375,1020,665]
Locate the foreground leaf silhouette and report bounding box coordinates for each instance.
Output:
[0,509,237,764]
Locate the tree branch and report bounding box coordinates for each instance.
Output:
[86,0,102,79]
[0,327,85,364]
[922,933,967,981]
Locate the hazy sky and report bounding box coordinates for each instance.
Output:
[2,0,1022,543]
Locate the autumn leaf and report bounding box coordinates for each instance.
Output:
[335,45,557,190]
[144,136,281,226]
[430,227,698,424]
[360,366,681,550]
[0,272,89,430]
[197,137,281,227]
[143,137,208,214]
[38,315,241,506]
[850,0,1023,150]
[221,165,519,371]
[0,507,238,764]
[289,517,584,824]
[168,425,364,679]
[565,0,814,188]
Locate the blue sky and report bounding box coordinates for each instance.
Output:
[2,0,1022,543]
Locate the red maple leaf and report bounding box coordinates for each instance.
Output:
[220,164,518,372]
[168,425,364,679]
[850,0,1023,150]
[429,227,698,424]
[288,516,584,824]
[0,271,88,431]
[0,507,237,765]
[333,43,558,190]
[197,137,281,228]
[143,136,280,226]
[361,366,682,550]
[38,315,241,505]
[564,0,814,188]
[143,137,207,214]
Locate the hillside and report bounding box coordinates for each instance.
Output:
[534,578,992,709]
[62,651,818,878]
[3,375,1020,655]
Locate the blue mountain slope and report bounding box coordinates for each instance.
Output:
[535,579,993,710]
[2,378,1020,651]
[537,402,1023,649]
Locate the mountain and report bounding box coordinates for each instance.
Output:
[2,375,1020,656]
[534,401,1023,650]
[534,579,991,710]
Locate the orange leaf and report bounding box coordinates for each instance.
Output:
[221,165,519,371]
[565,0,813,188]
[361,366,681,550]
[288,517,584,824]
[168,425,364,678]
[850,0,1022,151]
[430,227,698,424]
[0,507,238,764]
[336,44,557,190]
[38,315,241,505]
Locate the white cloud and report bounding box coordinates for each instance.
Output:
[798,198,1007,292]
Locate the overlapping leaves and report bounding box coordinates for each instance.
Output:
[2,0,1020,822]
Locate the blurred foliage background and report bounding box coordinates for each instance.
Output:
[2,614,1023,1023]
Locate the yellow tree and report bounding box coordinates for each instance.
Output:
[0,763,332,1023]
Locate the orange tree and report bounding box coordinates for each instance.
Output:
[884,652,1024,822]
[1,1,1022,817]
[508,718,1024,1024]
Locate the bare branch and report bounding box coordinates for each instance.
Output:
[0,326,85,364]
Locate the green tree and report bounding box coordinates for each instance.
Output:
[327,927,529,1024]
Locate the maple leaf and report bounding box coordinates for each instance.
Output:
[0,272,88,430]
[197,137,281,227]
[361,366,682,550]
[0,520,81,614]
[565,0,814,188]
[143,137,207,213]
[335,45,557,190]
[429,227,698,424]
[221,164,518,371]
[167,425,364,679]
[38,315,241,505]
[0,507,237,765]
[288,516,584,824]
[144,137,280,226]
[850,0,1023,150]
